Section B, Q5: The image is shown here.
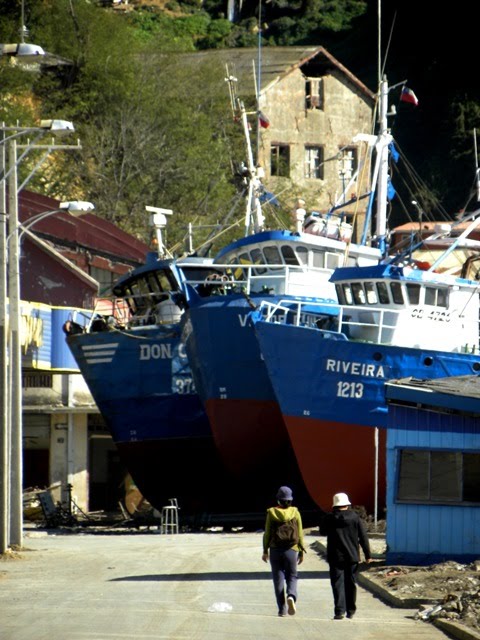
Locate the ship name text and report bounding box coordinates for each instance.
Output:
[326,358,385,378]
[140,344,172,360]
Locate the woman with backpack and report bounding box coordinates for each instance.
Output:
[262,486,306,617]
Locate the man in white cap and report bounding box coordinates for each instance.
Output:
[321,492,372,620]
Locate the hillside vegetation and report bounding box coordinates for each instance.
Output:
[0,0,478,252]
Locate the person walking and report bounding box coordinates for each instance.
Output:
[321,492,372,620]
[262,486,306,617]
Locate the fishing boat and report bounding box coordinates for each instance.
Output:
[64,237,234,521]
[180,84,387,509]
[64,66,384,522]
[252,211,480,517]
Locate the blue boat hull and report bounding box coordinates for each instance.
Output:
[182,294,320,512]
[254,320,480,513]
[66,323,313,521]
[66,327,234,517]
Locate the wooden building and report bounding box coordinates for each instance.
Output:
[17,190,150,513]
[385,375,480,565]
[183,47,375,237]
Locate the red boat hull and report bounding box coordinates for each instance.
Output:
[283,415,387,514]
[204,397,320,512]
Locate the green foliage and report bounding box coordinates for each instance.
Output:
[1,0,479,242]
[196,19,233,49]
[127,10,219,51]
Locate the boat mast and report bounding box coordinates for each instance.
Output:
[474,128,480,202]
[375,78,389,254]
[225,67,265,236]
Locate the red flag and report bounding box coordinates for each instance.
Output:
[258,111,270,128]
[400,86,419,106]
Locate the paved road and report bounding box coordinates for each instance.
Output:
[0,528,448,640]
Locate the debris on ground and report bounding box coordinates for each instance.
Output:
[364,560,480,633]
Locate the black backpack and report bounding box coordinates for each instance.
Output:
[273,517,299,549]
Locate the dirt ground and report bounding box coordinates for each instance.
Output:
[363,560,480,634]
[358,524,480,637]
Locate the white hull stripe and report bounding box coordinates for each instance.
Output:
[81,343,119,351]
[81,343,119,364]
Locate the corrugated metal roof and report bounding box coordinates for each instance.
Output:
[386,374,480,413]
[18,191,150,264]
[178,46,375,101]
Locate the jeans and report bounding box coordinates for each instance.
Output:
[269,547,298,612]
[329,562,359,616]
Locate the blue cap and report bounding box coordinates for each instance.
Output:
[277,486,293,501]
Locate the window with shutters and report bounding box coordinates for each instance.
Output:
[338,147,358,186]
[305,146,324,179]
[305,78,323,110]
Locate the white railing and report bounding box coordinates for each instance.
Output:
[256,298,480,352]
[84,260,335,332]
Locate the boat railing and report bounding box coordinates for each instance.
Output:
[184,261,334,297]
[257,297,480,351]
[257,299,408,346]
[86,291,183,331]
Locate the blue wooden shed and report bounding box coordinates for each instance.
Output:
[385,375,480,565]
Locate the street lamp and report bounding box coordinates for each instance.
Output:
[5,198,93,551]
[14,201,95,243]
[0,43,45,57]
[0,121,82,551]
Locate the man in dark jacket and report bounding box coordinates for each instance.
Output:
[321,492,371,620]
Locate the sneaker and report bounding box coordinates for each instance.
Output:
[334,614,344,620]
[287,596,296,616]
[346,612,355,619]
[278,610,287,617]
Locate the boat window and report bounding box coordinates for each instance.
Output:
[437,288,448,307]
[425,287,435,305]
[228,263,246,282]
[425,286,447,307]
[376,282,390,304]
[281,245,300,266]
[145,273,169,304]
[122,286,137,314]
[311,250,324,269]
[390,282,404,305]
[335,284,346,305]
[325,253,341,270]
[365,282,378,304]
[342,284,353,305]
[147,273,162,294]
[226,254,248,281]
[250,248,267,274]
[406,283,420,305]
[295,246,309,266]
[351,282,366,305]
[129,279,152,314]
[263,245,283,270]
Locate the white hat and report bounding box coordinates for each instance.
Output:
[333,492,351,508]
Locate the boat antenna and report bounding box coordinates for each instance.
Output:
[377,0,381,86]
[379,2,396,82]
[474,128,480,201]
[146,206,173,259]
[256,0,262,161]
